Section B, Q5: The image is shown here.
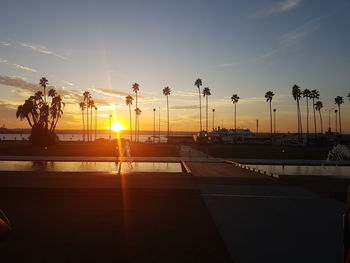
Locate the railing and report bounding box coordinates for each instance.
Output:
[223,160,279,178]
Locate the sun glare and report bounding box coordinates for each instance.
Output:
[111,121,126,132]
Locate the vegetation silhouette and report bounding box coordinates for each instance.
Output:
[302,89,311,142]
[265,91,274,141]
[194,78,203,131]
[292,85,303,144]
[132,83,140,141]
[125,95,134,141]
[203,87,211,132]
[315,101,323,134]
[79,102,86,141]
[162,87,171,137]
[310,89,320,138]
[335,96,344,135]
[16,77,65,146]
[230,94,240,142]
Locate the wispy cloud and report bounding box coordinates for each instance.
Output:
[258,14,327,59]
[20,43,66,59]
[170,105,199,110]
[215,62,239,68]
[0,41,11,46]
[13,64,37,73]
[172,90,197,97]
[0,59,8,64]
[62,80,74,86]
[250,0,301,18]
[91,88,131,98]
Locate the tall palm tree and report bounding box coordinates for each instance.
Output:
[309,89,319,138]
[88,99,95,142]
[40,77,48,103]
[265,91,274,140]
[163,87,171,138]
[83,91,90,141]
[315,101,323,135]
[135,107,142,141]
[79,102,86,141]
[231,94,240,142]
[132,83,140,141]
[203,87,211,132]
[194,78,203,131]
[334,96,344,135]
[292,85,303,143]
[125,95,133,141]
[335,109,338,133]
[302,89,311,141]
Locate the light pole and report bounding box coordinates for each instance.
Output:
[158,107,161,143]
[109,114,112,141]
[153,108,156,143]
[212,109,215,131]
[256,119,259,137]
[335,109,338,134]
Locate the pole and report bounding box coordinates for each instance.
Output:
[212,109,215,131]
[95,108,97,141]
[335,110,338,134]
[153,108,156,143]
[158,107,161,143]
[109,115,112,141]
[256,119,259,137]
[273,109,276,135]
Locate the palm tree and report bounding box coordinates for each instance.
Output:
[265,91,274,140]
[292,85,303,143]
[194,78,203,131]
[335,96,344,135]
[132,83,140,141]
[203,87,211,132]
[231,94,240,142]
[83,91,90,141]
[79,102,86,141]
[163,87,171,138]
[135,107,142,141]
[49,93,65,132]
[88,99,95,142]
[302,89,311,141]
[309,89,320,138]
[125,95,133,141]
[40,77,48,103]
[335,109,338,133]
[315,101,323,135]
[16,99,35,127]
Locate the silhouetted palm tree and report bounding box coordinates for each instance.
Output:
[125,95,133,141]
[163,87,171,138]
[83,91,90,141]
[335,96,344,135]
[132,83,140,141]
[94,106,97,141]
[135,107,142,140]
[49,92,65,132]
[309,89,319,138]
[88,99,95,141]
[194,78,203,131]
[315,101,323,134]
[302,89,311,141]
[203,87,211,132]
[79,102,86,141]
[40,77,48,103]
[231,94,240,142]
[212,109,215,131]
[265,91,274,140]
[16,99,35,127]
[292,85,303,143]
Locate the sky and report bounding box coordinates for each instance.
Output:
[0,0,350,133]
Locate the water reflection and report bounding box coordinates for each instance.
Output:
[0,161,182,173]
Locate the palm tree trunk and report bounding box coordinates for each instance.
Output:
[135,93,138,142]
[206,96,208,132]
[269,100,272,140]
[95,109,97,141]
[86,106,89,142]
[319,110,323,134]
[129,105,132,142]
[338,105,342,135]
[234,103,237,143]
[90,107,93,142]
[82,110,85,142]
[212,110,215,131]
[167,95,169,138]
[153,110,156,143]
[298,99,303,143]
[198,88,202,132]
[296,99,301,143]
[335,112,338,134]
[306,98,309,142]
[312,98,316,138]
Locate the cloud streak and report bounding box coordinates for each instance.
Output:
[13,64,37,73]
[250,0,301,18]
[170,105,199,110]
[20,43,66,59]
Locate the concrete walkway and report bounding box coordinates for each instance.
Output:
[188,162,345,263]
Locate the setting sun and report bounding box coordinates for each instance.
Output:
[111,121,126,132]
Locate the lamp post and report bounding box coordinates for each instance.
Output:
[158,107,161,143]
[335,109,338,134]
[273,108,276,135]
[153,108,156,143]
[109,114,112,141]
[212,109,215,131]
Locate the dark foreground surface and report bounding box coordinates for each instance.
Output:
[0,164,347,263]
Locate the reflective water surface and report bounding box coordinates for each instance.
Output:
[0,161,182,173]
[249,164,350,177]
